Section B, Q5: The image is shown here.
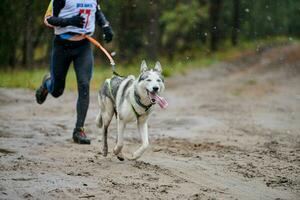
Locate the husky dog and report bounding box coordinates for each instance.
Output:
[96,60,168,160]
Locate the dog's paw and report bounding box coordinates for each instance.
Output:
[115,152,125,161]
[113,147,120,155]
[126,153,139,161]
[117,155,125,161]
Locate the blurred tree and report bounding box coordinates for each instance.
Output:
[0,1,22,68]
[0,0,299,68]
[288,0,300,36]
[0,0,48,68]
[231,0,240,46]
[145,0,160,61]
[22,0,34,68]
[117,0,147,62]
[22,0,48,68]
[209,0,222,51]
[160,1,208,58]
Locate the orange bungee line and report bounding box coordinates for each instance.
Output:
[83,34,118,74]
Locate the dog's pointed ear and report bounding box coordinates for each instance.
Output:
[154,61,162,73]
[140,60,148,73]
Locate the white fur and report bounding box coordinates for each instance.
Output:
[140,60,148,73]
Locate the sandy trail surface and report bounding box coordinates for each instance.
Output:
[0,44,300,200]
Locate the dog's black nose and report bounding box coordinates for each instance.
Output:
[153,87,159,92]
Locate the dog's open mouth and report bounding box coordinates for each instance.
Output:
[147,91,168,109]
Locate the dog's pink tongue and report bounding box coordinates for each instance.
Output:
[152,94,168,109]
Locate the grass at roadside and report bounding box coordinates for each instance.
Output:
[0,57,218,91]
[0,36,296,91]
[0,66,137,91]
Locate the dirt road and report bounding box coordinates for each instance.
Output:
[1,43,299,200]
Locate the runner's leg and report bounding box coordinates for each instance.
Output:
[45,39,72,98]
[73,41,93,129]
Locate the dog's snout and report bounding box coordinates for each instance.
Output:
[153,87,159,92]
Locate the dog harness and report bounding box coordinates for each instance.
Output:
[106,78,154,119]
[131,91,154,118]
[131,85,155,118]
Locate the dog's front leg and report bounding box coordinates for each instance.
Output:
[131,118,149,160]
[113,117,126,160]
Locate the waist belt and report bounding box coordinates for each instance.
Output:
[54,35,88,48]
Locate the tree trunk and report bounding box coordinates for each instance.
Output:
[8,45,16,68]
[22,0,34,68]
[118,0,134,61]
[209,0,222,52]
[146,0,160,60]
[231,0,240,46]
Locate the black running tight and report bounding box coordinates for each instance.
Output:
[44,36,93,129]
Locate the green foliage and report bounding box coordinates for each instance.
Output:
[237,0,299,39]
[2,37,294,91]
[0,1,22,66]
[0,64,140,91]
[160,2,209,53]
[0,0,299,69]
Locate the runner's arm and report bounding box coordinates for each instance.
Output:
[95,4,109,27]
[44,0,84,28]
[95,3,113,42]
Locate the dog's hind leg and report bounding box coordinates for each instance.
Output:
[102,116,112,157]
[98,95,114,157]
[96,93,104,128]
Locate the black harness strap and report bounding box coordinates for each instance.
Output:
[134,90,154,112]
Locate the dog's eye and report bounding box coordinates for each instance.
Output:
[157,79,161,82]
[146,79,151,82]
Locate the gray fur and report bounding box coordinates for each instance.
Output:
[138,71,151,82]
[118,79,134,109]
[100,76,125,102]
[159,74,164,82]
[100,82,110,99]
[110,76,125,100]
[138,71,164,83]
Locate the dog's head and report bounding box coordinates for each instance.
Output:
[136,60,168,109]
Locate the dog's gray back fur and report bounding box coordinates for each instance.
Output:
[100,75,125,102]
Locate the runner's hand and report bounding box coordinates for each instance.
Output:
[64,14,85,28]
[102,24,113,43]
